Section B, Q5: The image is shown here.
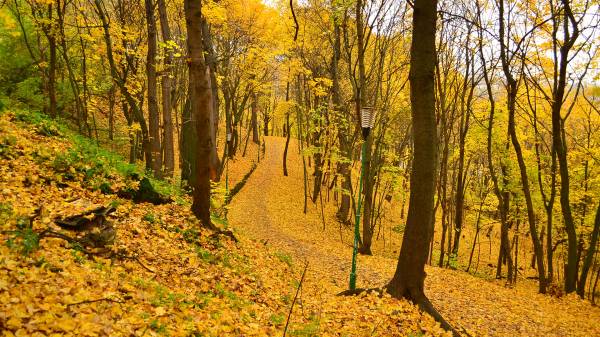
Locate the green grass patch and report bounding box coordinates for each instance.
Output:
[274,251,293,268]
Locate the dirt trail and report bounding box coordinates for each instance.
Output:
[228,136,600,337]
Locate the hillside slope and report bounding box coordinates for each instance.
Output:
[0,111,448,337]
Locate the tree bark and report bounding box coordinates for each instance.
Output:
[185,0,213,227]
[578,203,600,297]
[552,0,579,293]
[200,15,221,180]
[157,0,175,177]
[145,0,162,177]
[387,0,454,333]
[251,93,260,143]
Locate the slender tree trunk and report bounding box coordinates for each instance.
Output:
[507,86,547,292]
[251,93,259,143]
[146,0,162,177]
[552,0,579,293]
[283,111,291,176]
[95,0,151,168]
[157,0,175,177]
[46,4,57,119]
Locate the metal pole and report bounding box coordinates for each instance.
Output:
[225,140,229,219]
[350,140,367,290]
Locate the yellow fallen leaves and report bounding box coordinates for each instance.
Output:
[2,112,599,337]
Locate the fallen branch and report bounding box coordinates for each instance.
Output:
[112,252,156,273]
[67,297,124,308]
[283,261,308,337]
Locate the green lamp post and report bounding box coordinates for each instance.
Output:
[349,106,375,290]
[225,132,232,218]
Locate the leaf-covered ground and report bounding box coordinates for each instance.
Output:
[228,136,600,337]
[0,111,449,337]
[1,110,599,337]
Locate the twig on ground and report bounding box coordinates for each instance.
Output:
[283,261,309,337]
[67,297,124,308]
[113,252,156,273]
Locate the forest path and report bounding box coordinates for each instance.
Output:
[228,136,600,337]
[228,136,387,288]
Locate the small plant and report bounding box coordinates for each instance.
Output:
[36,120,62,137]
[448,253,459,270]
[291,314,320,336]
[195,246,216,264]
[275,251,293,268]
[269,313,285,326]
[5,217,39,256]
[143,212,156,223]
[392,224,405,233]
[0,135,18,159]
[181,228,200,244]
[149,319,167,334]
[69,242,86,264]
[0,202,13,223]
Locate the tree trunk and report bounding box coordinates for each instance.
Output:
[251,93,259,143]
[387,0,454,333]
[94,0,151,169]
[331,17,351,223]
[507,83,547,293]
[46,4,57,119]
[578,203,600,297]
[157,0,175,177]
[185,0,213,227]
[200,16,221,180]
[146,0,162,177]
[552,0,579,293]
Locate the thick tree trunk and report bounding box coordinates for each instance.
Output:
[181,96,196,185]
[331,17,351,223]
[387,0,454,333]
[185,0,213,227]
[200,16,221,180]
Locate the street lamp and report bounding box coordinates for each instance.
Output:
[225,133,232,216]
[349,106,376,291]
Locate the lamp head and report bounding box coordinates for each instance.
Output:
[360,106,375,139]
